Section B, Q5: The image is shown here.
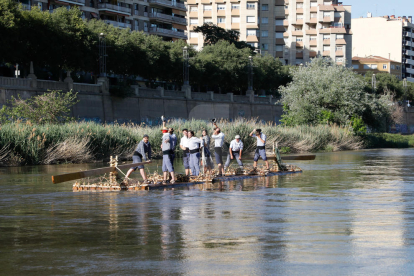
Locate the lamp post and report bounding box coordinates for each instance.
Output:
[99,33,107,78]
[247,56,253,93]
[183,46,189,86]
[371,73,376,93]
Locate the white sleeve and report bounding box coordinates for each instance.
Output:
[180,137,183,146]
[262,134,266,141]
[211,134,219,139]
[229,140,234,149]
[240,141,244,150]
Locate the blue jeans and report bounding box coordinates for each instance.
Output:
[183,152,190,169]
[162,154,174,172]
[224,152,243,168]
[190,152,200,176]
[254,149,267,161]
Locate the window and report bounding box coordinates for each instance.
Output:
[296,14,303,20]
[397,65,401,70]
[262,17,269,24]
[275,19,284,26]
[247,29,257,36]
[261,43,268,50]
[204,18,212,23]
[335,46,343,51]
[296,59,303,65]
[296,3,303,8]
[310,46,317,51]
[310,1,317,7]
[190,31,198,38]
[217,17,225,23]
[135,20,139,29]
[276,45,284,51]
[363,64,377,69]
[275,32,284,38]
[323,34,330,40]
[391,65,396,69]
[190,18,198,25]
[296,37,303,42]
[334,12,341,18]
[247,42,256,48]
[323,1,331,5]
[231,4,240,9]
[190,6,198,12]
[336,57,344,62]
[261,30,268,37]
[309,36,317,41]
[284,38,289,44]
[310,13,317,18]
[203,5,212,11]
[247,16,256,23]
[232,17,240,23]
[217,4,225,10]
[363,65,370,69]
[262,4,268,11]
[353,64,359,69]
[383,64,388,69]
[336,34,344,40]
[190,44,198,51]
[323,46,330,51]
[247,2,255,9]
[323,11,331,17]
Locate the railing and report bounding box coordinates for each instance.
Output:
[172,16,187,24]
[192,92,211,101]
[164,90,185,98]
[134,10,139,15]
[215,94,231,101]
[0,77,31,87]
[57,0,86,5]
[149,27,187,39]
[140,88,161,98]
[104,20,131,29]
[98,3,131,14]
[149,12,173,21]
[233,95,249,103]
[73,83,101,93]
[148,0,186,10]
[37,80,69,90]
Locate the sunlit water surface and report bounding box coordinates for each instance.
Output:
[1,149,414,275]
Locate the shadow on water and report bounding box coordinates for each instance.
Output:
[1,149,414,275]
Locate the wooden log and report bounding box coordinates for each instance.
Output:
[276,155,316,161]
[52,161,152,184]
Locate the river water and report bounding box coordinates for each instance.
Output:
[1,149,414,275]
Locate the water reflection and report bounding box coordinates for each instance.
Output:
[1,149,414,274]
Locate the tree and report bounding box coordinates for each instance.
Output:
[279,57,395,130]
[193,23,254,50]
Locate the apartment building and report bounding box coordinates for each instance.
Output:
[187,0,259,50]
[352,56,402,79]
[270,0,352,65]
[352,15,414,82]
[17,0,187,41]
[187,0,352,66]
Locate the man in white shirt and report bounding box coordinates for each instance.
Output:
[224,135,244,172]
[188,130,203,176]
[179,129,191,176]
[249,128,269,170]
[211,120,225,176]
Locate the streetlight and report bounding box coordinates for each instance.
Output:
[371,73,376,93]
[99,33,107,78]
[183,46,189,86]
[247,56,253,92]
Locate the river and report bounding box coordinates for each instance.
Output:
[1,149,414,275]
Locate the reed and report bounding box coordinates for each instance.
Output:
[0,119,366,166]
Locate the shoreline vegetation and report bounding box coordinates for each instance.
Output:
[0,119,412,167]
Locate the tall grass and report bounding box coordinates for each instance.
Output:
[0,119,364,166]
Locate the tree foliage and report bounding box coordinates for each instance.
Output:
[0,91,79,124]
[193,23,254,50]
[280,57,396,130]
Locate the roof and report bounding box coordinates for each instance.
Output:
[352,56,400,64]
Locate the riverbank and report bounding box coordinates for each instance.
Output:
[1,119,411,166]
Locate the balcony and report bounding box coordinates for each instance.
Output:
[149,27,187,39]
[309,51,317,57]
[149,0,186,11]
[98,3,131,16]
[405,49,414,57]
[149,12,173,22]
[172,16,186,25]
[404,40,412,47]
[406,59,414,66]
[56,0,85,5]
[306,29,317,35]
[104,20,131,29]
[406,68,414,74]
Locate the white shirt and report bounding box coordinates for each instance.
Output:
[180,136,190,148]
[188,137,204,150]
[229,139,243,151]
[252,133,266,146]
[211,132,225,148]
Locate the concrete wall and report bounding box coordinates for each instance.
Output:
[0,88,283,124]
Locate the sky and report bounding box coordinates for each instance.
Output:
[344,0,414,19]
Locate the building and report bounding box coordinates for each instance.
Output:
[352,15,414,82]
[352,56,402,79]
[17,0,187,41]
[187,0,352,66]
[187,0,259,51]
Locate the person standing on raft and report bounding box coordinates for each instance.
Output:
[188,130,203,176]
[179,128,191,176]
[201,129,214,175]
[224,135,244,172]
[161,117,175,184]
[249,128,270,171]
[211,119,225,176]
[125,134,152,184]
